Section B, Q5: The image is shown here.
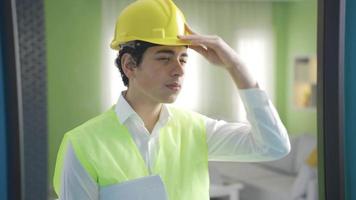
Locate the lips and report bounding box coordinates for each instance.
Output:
[166,82,181,91]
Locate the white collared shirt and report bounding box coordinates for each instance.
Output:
[58,88,291,199]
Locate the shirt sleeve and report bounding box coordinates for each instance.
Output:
[206,88,291,162]
[58,141,99,200]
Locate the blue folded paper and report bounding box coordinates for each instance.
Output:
[99,175,168,200]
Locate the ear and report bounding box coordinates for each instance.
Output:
[121,53,137,79]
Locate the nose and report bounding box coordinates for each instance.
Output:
[171,59,185,77]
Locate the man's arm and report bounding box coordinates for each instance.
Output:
[179,25,290,161]
[56,142,99,200]
[205,88,290,161]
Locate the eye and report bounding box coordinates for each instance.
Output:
[180,59,187,64]
[157,57,170,62]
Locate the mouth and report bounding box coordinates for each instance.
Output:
[166,82,181,92]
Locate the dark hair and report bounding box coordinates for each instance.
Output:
[115,40,158,86]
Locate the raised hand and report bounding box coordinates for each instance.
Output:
[178,24,245,70]
[178,24,258,89]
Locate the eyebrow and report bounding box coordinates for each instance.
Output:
[155,49,188,57]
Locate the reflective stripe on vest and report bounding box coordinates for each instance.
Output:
[53,106,209,200]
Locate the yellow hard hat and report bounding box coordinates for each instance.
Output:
[110,0,191,50]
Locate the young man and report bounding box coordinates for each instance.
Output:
[53,0,291,199]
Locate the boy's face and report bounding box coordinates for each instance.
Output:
[129,45,188,104]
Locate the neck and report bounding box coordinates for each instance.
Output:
[124,89,162,133]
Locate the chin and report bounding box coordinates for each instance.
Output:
[163,95,178,104]
[165,100,176,104]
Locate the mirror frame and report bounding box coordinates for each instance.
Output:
[2,0,347,199]
[317,0,345,199]
[1,0,22,199]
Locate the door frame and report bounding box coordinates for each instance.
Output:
[317,0,345,199]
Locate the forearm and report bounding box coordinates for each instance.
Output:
[207,89,291,162]
[226,61,258,89]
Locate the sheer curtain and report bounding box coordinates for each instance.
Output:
[100,0,133,110]
[100,0,275,122]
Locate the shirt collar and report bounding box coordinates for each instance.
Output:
[115,91,172,125]
[115,91,137,124]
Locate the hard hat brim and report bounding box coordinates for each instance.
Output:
[110,37,191,50]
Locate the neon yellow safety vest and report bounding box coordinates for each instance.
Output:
[53,106,209,200]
